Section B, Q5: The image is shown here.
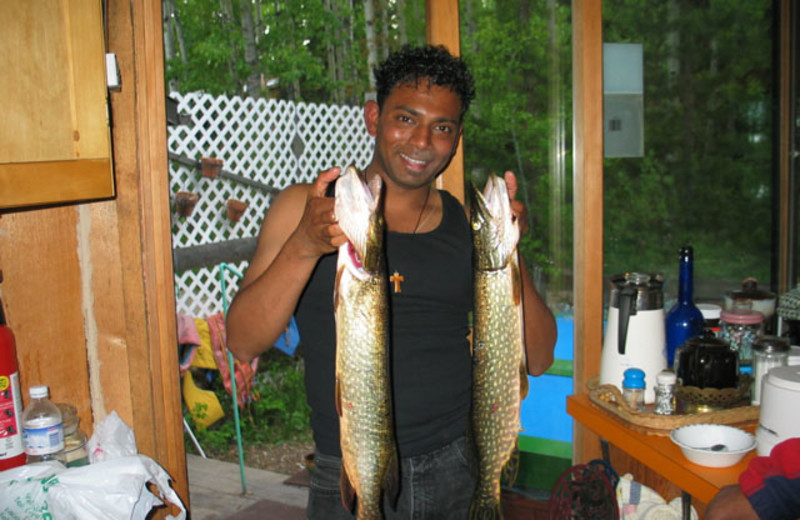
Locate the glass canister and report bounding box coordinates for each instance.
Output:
[56,403,89,467]
[752,336,790,405]
[720,308,765,366]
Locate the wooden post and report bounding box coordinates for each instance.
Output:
[426,0,466,204]
[572,0,605,465]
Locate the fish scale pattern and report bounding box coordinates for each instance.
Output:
[168,91,374,317]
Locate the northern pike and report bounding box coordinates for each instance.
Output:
[333,166,399,519]
[468,174,528,519]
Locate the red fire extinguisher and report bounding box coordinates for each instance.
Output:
[0,271,26,471]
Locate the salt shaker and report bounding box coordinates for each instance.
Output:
[622,368,646,412]
[752,335,790,405]
[654,370,677,415]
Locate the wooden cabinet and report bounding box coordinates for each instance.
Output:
[0,1,114,209]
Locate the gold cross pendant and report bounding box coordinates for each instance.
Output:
[390,271,405,293]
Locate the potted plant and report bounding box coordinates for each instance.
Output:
[174,191,200,217]
[200,157,223,179]
[226,198,248,223]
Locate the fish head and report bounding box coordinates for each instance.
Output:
[335,166,385,278]
[470,174,519,271]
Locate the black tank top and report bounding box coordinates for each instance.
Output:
[295,190,473,457]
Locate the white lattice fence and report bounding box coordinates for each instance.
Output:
[169,92,374,317]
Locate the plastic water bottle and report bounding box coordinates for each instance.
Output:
[22,385,66,464]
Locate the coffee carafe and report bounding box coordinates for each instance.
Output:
[600,272,667,404]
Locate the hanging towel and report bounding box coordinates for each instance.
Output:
[206,312,259,408]
[191,317,218,370]
[182,369,224,428]
[177,314,202,374]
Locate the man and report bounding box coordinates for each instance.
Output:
[705,438,800,520]
[226,44,557,519]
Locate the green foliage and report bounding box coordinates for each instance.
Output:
[184,349,311,455]
[168,0,778,304]
[602,0,774,297]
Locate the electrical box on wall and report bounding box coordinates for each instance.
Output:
[603,43,644,158]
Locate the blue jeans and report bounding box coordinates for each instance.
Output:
[306,437,475,519]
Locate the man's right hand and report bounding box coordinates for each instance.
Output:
[289,167,347,258]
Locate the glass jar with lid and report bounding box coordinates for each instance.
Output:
[720,308,765,366]
[56,403,89,467]
[752,335,790,405]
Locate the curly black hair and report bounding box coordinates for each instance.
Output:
[373,44,476,119]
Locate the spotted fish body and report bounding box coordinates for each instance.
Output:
[469,174,527,519]
[334,166,399,520]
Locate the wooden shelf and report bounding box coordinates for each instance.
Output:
[567,393,756,505]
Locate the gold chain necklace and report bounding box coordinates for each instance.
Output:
[390,186,433,294]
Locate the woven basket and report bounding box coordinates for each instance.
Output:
[587,378,759,436]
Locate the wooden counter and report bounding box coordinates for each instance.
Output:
[567,393,756,506]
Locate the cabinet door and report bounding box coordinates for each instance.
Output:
[0,1,114,210]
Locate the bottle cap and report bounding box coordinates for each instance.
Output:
[623,368,646,389]
[656,370,677,385]
[697,303,722,320]
[29,385,49,399]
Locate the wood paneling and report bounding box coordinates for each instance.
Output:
[0,0,114,209]
[0,1,186,516]
[0,206,93,433]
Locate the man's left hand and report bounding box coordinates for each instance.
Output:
[504,171,530,235]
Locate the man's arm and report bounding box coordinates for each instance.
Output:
[519,260,557,375]
[226,167,344,363]
[504,171,557,376]
[705,485,759,520]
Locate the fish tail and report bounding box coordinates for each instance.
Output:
[340,465,356,514]
[468,499,503,520]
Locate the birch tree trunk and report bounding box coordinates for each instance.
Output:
[325,0,342,104]
[240,0,261,97]
[162,0,177,92]
[379,1,390,59]
[219,0,239,87]
[364,0,378,93]
[396,0,407,46]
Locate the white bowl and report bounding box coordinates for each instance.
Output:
[670,424,756,468]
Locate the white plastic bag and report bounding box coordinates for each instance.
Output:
[87,410,138,463]
[0,455,187,519]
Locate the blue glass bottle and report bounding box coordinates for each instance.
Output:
[665,246,704,367]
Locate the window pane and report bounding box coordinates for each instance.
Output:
[602,0,775,305]
[461,0,574,312]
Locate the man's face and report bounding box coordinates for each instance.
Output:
[365,82,463,190]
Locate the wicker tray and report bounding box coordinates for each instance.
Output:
[586,378,759,436]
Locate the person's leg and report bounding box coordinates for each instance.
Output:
[387,437,476,520]
[306,451,355,520]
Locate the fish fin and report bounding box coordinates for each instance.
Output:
[501,441,521,487]
[334,265,345,311]
[340,464,357,514]
[385,449,401,511]
[519,362,529,400]
[334,377,342,417]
